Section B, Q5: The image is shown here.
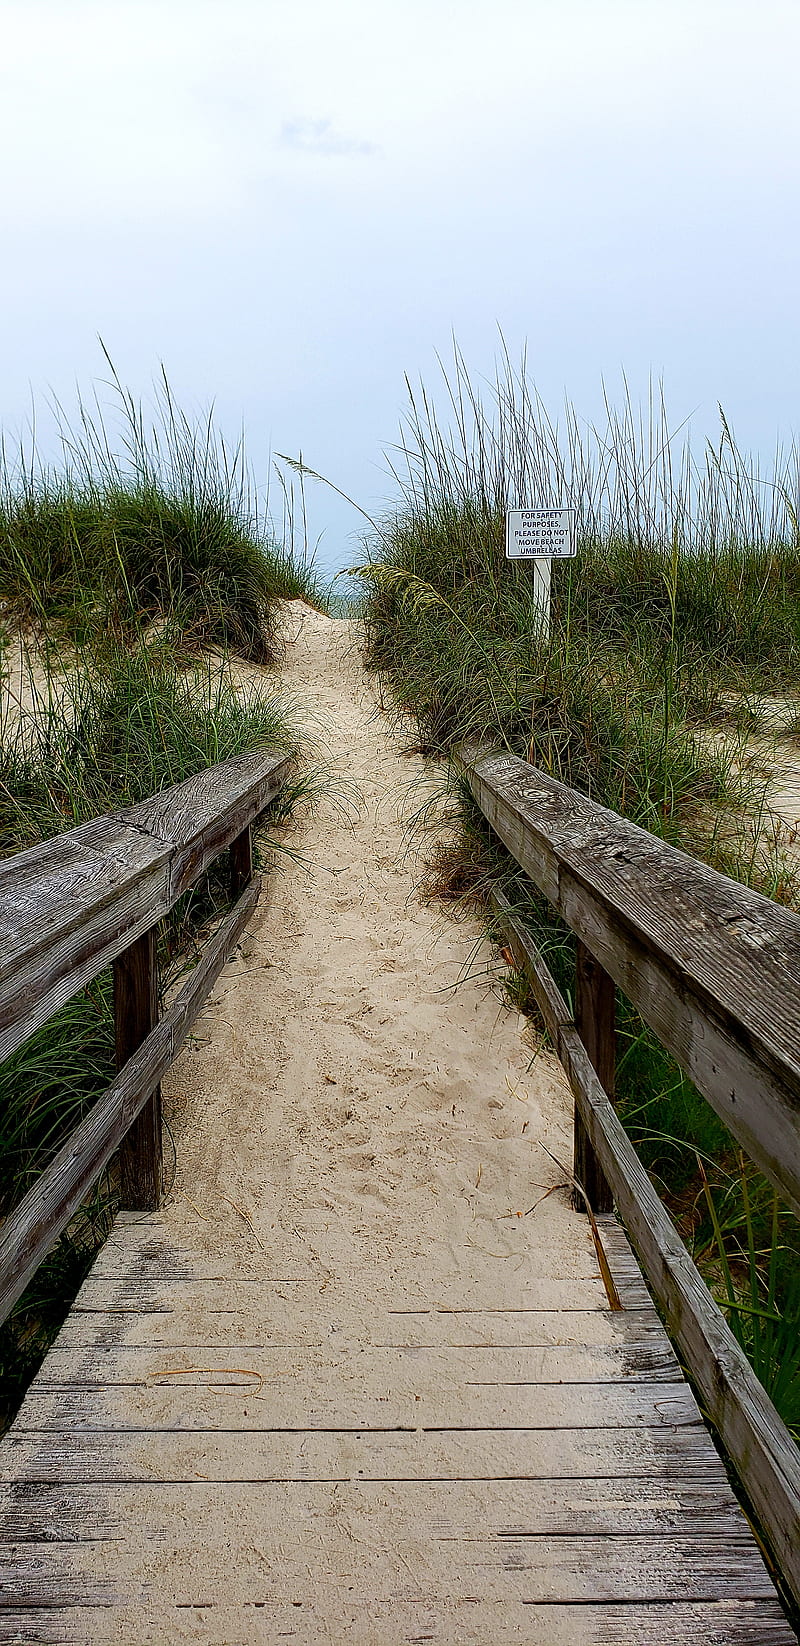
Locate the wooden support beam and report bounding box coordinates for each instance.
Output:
[573,939,615,1213]
[229,823,253,901]
[114,928,162,1212]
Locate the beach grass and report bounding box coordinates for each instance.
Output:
[355,345,800,1433]
[0,360,325,657]
[0,369,324,1429]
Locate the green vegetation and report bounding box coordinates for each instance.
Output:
[355,345,800,1435]
[0,358,324,657]
[0,369,321,1430]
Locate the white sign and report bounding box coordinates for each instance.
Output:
[505,507,576,559]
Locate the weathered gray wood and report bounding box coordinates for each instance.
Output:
[489,897,800,1611]
[229,822,252,900]
[0,1606,790,1646]
[593,1213,656,1311]
[0,1475,752,1543]
[10,1379,700,1434]
[67,1273,608,1315]
[0,821,171,1065]
[467,745,800,1219]
[125,748,287,902]
[0,880,261,1328]
[0,1424,742,1485]
[115,926,161,1211]
[574,938,615,1213]
[27,1337,680,1388]
[0,1600,792,1646]
[491,886,572,1042]
[0,748,290,1063]
[53,1290,665,1347]
[0,1532,777,1604]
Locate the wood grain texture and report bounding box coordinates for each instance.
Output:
[0,747,290,1063]
[114,926,161,1212]
[8,1379,701,1434]
[0,879,261,1328]
[228,822,253,900]
[491,890,800,1612]
[469,745,800,1218]
[0,1425,746,1486]
[0,1475,752,1543]
[574,938,615,1212]
[0,1600,793,1646]
[0,1531,778,1604]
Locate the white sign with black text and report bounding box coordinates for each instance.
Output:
[505,507,576,560]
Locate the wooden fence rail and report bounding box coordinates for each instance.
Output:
[461,743,800,1608]
[0,747,290,1327]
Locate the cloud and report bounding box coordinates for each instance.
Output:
[279,118,377,158]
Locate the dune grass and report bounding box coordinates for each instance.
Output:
[0,361,325,658]
[355,345,800,1434]
[0,368,326,1429]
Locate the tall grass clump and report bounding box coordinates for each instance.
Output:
[357,344,800,882]
[0,357,325,658]
[355,342,800,1436]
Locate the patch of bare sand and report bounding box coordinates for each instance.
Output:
[700,697,800,882]
[162,598,596,1312]
[0,631,60,738]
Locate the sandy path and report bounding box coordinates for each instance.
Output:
[164,602,590,1302]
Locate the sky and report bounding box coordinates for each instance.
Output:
[1,0,799,578]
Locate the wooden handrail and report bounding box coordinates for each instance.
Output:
[0,747,291,1065]
[462,743,800,1219]
[0,880,260,1325]
[491,884,800,1609]
[0,746,291,1319]
[459,742,800,1607]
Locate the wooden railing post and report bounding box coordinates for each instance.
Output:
[229,822,253,899]
[115,926,162,1211]
[573,938,615,1213]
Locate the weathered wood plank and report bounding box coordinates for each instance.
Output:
[0,1425,733,1484]
[25,1338,683,1396]
[0,1475,751,1544]
[594,1212,659,1311]
[0,747,289,1063]
[125,747,290,902]
[10,1380,701,1434]
[0,1533,778,1604]
[0,824,170,1065]
[0,881,261,1327]
[0,1599,793,1646]
[51,1302,675,1358]
[468,746,800,1218]
[64,1271,609,1314]
[36,1346,682,1411]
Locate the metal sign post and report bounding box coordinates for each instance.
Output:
[505,507,576,634]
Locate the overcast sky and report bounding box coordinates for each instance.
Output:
[1,0,798,576]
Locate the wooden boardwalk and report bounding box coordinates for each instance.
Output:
[0,1210,793,1643]
[1,612,798,1642]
